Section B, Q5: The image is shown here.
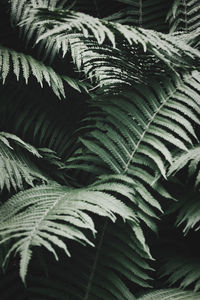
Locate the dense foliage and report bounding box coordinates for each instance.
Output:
[0,0,200,299]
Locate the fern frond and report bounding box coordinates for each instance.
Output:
[21,7,200,90]
[166,185,200,235]
[168,145,200,187]
[167,0,200,33]
[0,176,137,282]
[74,72,199,178]
[137,288,200,299]
[0,45,65,98]
[0,81,85,161]
[24,221,152,299]
[160,253,200,292]
[65,72,200,233]
[0,132,48,192]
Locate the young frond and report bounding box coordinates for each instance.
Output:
[0,132,47,191]
[0,176,137,282]
[137,288,200,299]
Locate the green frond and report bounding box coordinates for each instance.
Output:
[167,188,200,234]
[167,0,200,33]
[0,132,47,192]
[21,7,200,90]
[1,0,200,297]
[159,253,200,292]
[0,176,137,282]
[0,45,65,98]
[75,73,200,178]
[65,73,200,233]
[137,288,200,299]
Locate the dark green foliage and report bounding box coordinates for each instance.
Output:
[0,0,200,299]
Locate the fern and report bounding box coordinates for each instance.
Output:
[0,132,48,191]
[137,288,200,299]
[0,45,88,98]
[159,253,200,292]
[64,72,200,238]
[0,45,65,98]
[25,221,152,299]
[167,0,200,33]
[168,145,200,188]
[0,81,82,159]
[106,0,170,32]
[0,175,137,282]
[71,72,200,182]
[1,0,200,298]
[21,7,200,91]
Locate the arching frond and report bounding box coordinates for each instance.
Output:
[21,7,200,90]
[0,175,137,282]
[0,79,88,163]
[0,131,48,192]
[168,145,200,188]
[137,288,200,299]
[0,45,65,98]
[69,71,200,183]
[25,220,152,300]
[65,72,200,234]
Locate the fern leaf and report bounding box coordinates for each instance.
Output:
[0,132,47,191]
[168,145,200,188]
[0,45,65,98]
[167,0,200,33]
[21,7,200,90]
[0,177,136,282]
[159,253,200,292]
[105,0,170,32]
[137,288,200,299]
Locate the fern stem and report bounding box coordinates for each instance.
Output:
[182,0,188,32]
[123,83,181,174]
[139,0,143,27]
[83,220,108,300]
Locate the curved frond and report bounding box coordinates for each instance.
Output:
[70,71,200,181]
[26,221,152,299]
[0,175,136,282]
[21,7,200,90]
[167,0,200,33]
[0,132,47,192]
[65,73,200,234]
[137,288,200,299]
[168,145,200,188]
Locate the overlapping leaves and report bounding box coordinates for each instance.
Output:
[0,132,47,191]
[0,175,137,282]
[19,6,200,91]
